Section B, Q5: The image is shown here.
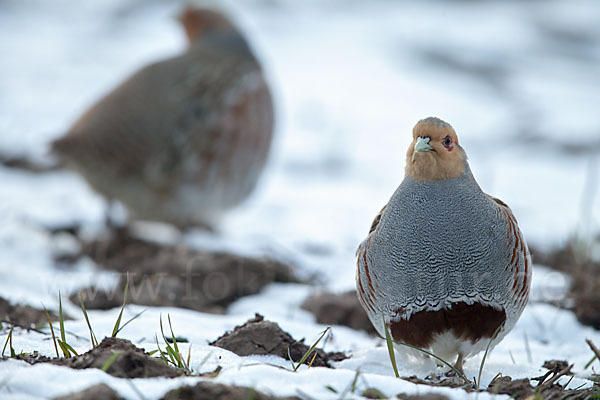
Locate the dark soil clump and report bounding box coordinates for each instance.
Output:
[0,296,58,328]
[488,361,596,400]
[399,361,596,400]
[488,377,538,399]
[574,293,600,329]
[14,337,181,378]
[70,228,300,313]
[56,337,182,378]
[301,290,376,334]
[487,376,576,400]
[54,384,125,400]
[161,381,301,400]
[571,263,600,329]
[528,243,584,274]
[396,393,449,400]
[11,351,54,364]
[0,151,61,173]
[211,314,347,368]
[530,240,600,330]
[361,388,387,399]
[401,376,470,391]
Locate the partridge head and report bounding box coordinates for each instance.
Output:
[405,117,466,182]
[52,7,274,229]
[178,7,236,45]
[356,117,531,373]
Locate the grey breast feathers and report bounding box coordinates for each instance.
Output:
[359,167,528,321]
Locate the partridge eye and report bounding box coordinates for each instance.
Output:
[442,135,453,149]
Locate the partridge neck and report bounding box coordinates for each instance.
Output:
[190,31,252,56]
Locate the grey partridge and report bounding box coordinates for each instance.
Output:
[52,7,274,228]
[356,117,531,372]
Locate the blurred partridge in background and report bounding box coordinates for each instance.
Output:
[356,117,531,373]
[52,7,274,229]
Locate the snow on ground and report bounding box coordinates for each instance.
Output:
[0,0,599,399]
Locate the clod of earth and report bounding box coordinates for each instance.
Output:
[488,374,595,400]
[0,296,58,328]
[488,377,545,399]
[53,384,125,400]
[572,270,600,329]
[301,290,376,334]
[396,393,450,400]
[528,243,583,274]
[399,360,595,400]
[401,376,470,391]
[161,381,301,400]
[0,151,61,174]
[531,359,570,384]
[4,350,53,364]
[70,228,300,313]
[529,241,600,330]
[12,337,182,378]
[211,314,347,368]
[361,387,387,399]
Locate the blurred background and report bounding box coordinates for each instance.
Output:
[0,0,599,294]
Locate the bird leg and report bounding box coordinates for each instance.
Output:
[103,198,128,232]
[104,198,118,230]
[453,353,465,376]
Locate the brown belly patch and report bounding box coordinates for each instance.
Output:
[389,302,506,348]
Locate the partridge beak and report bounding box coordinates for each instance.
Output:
[414,137,433,152]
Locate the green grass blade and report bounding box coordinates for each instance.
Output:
[9,326,15,358]
[167,314,187,370]
[101,351,120,372]
[58,292,67,347]
[586,339,600,371]
[165,344,179,365]
[167,315,181,359]
[157,314,190,372]
[43,305,59,358]
[350,368,361,393]
[78,295,98,347]
[383,321,400,378]
[155,334,170,365]
[476,324,503,393]
[2,325,14,357]
[287,347,297,370]
[159,315,179,366]
[57,340,71,358]
[164,342,180,366]
[308,349,319,368]
[114,309,146,336]
[61,341,79,356]
[293,327,330,372]
[111,274,129,337]
[57,293,71,358]
[186,344,192,371]
[585,355,596,370]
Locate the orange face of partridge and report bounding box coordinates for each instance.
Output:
[178,7,236,46]
[405,120,467,182]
